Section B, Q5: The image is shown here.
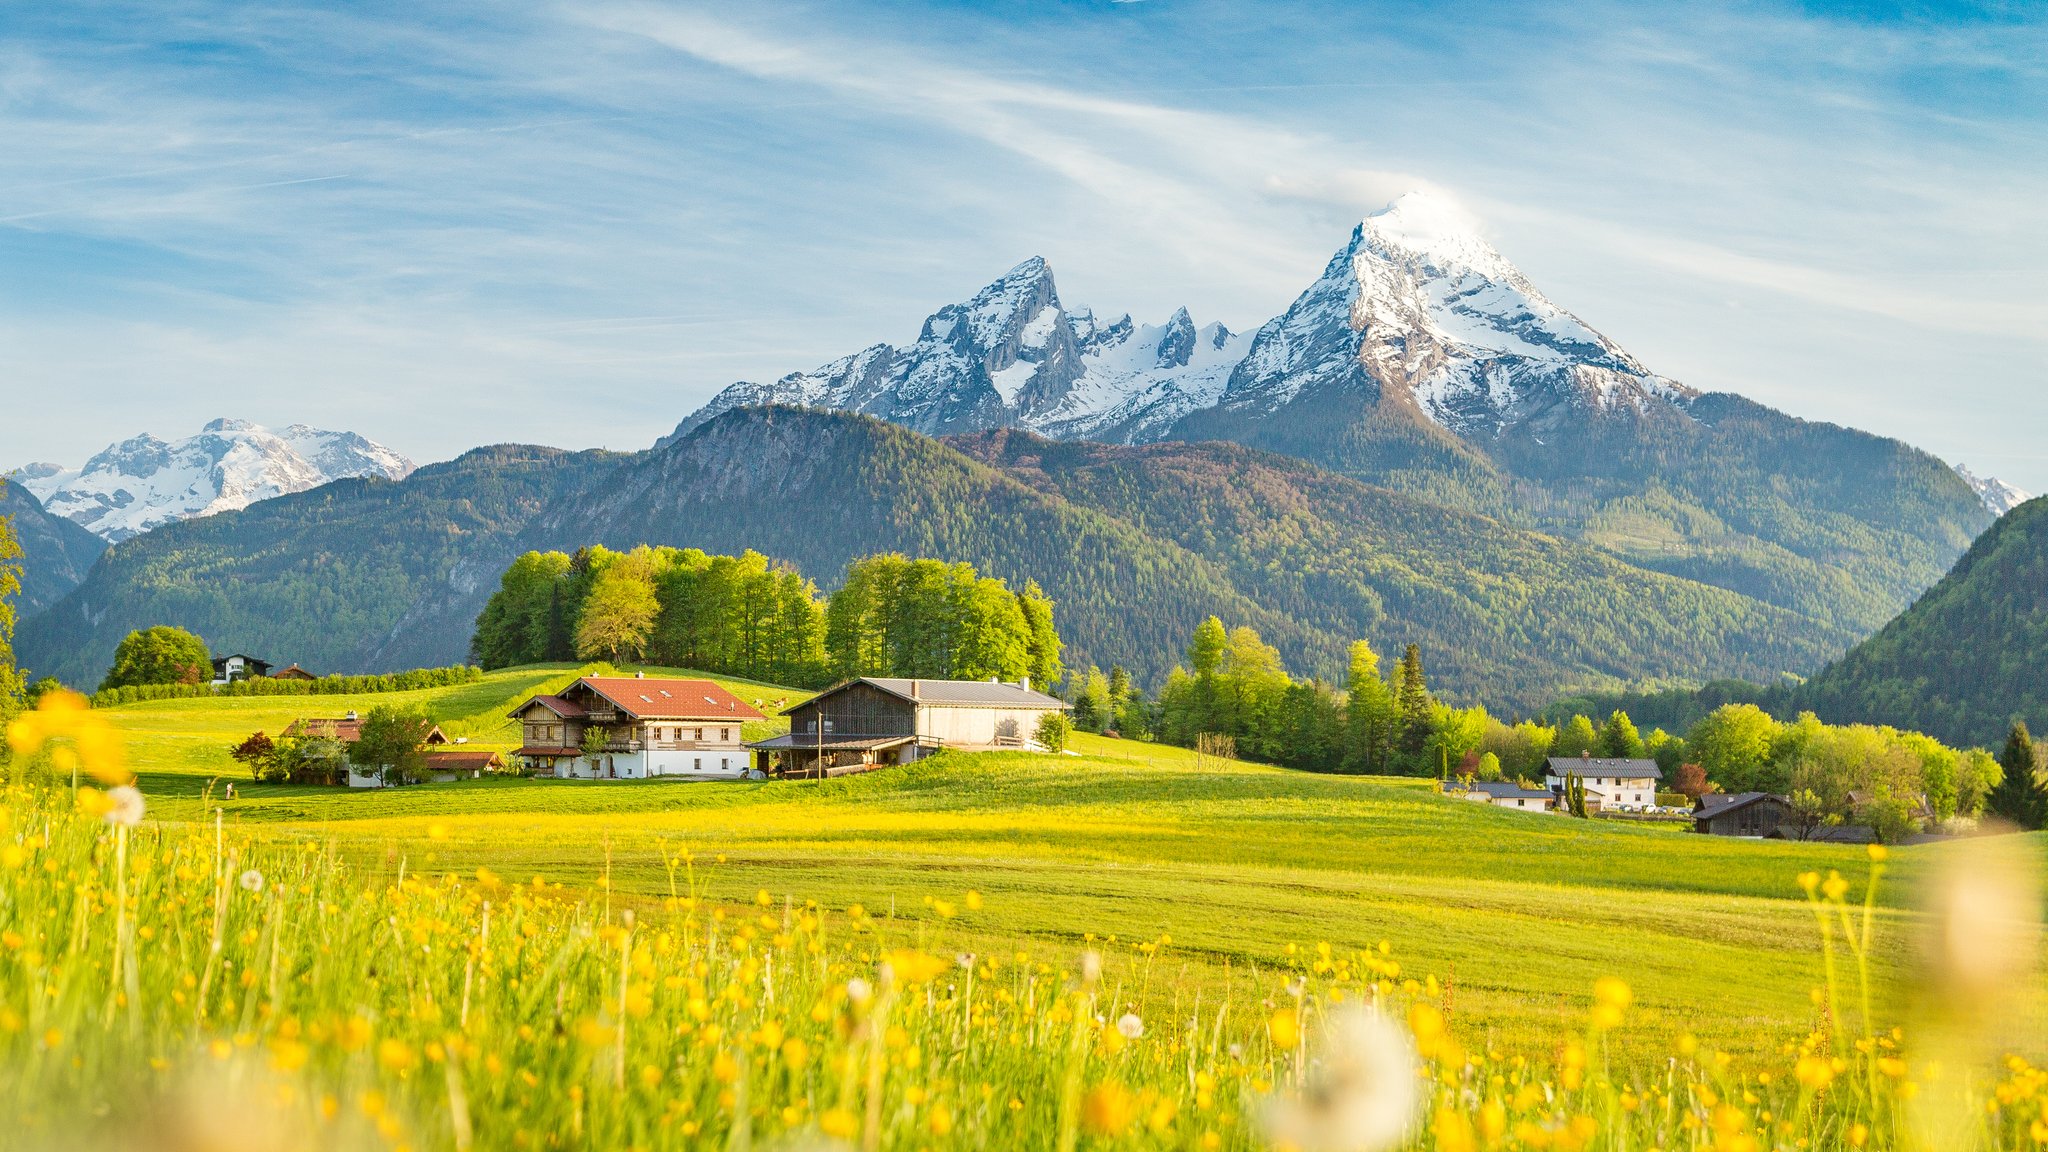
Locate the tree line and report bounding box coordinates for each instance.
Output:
[472,547,1062,691]
[1062,613,2038,839]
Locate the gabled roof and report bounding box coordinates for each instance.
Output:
[1694,792,1786,819]
[786,677,1069,714]
[282,717,449,745]
[1448,780,1552,800]
[1544,757,1663,780]
[512,694,587,720]
[422,748,503,770]
[567,677,765,722]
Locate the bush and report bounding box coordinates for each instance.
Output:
[1034,711,1071,754]
[90,665,482,707]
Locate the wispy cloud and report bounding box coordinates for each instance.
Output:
[0,0,2043,488]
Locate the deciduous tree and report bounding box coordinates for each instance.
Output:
[100,626,211,693]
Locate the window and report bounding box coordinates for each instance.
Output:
[695,727,704,741]
[721,757,729,770]
[694,758,701,770]
[720,728,730,742]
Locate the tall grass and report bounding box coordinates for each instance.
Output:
[3,692,2043,1151]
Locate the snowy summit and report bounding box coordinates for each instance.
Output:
[8,418,414,541]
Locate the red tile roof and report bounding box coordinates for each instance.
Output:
[422,749,503,771]
[575,677,766,722]
[514,694,587,720]
[282,718,449,744]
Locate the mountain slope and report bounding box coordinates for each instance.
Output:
[8,418,415,542]
[1793,496,2048,747]
[1,480,107,617]
[23,407,1850,707]
[950,430,1848,703]
[673,193,1993,639]
[15,445,619,685]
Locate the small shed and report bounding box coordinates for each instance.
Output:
[1693,792,1793,837]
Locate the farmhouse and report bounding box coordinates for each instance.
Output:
[210,653,272,684]
[749,677,1069,778]
[1693,792,1793,837]
[1445,779,1555,812]
[509,675,765,780]
[1543,756,1662,812]
[283,712,451,747]
[271,663,317,682]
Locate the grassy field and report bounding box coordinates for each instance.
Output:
[73,665,2048,1065]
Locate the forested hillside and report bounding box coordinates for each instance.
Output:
[0,480,106,615]
[950,429,1849,704]
[1548,496,2048,749]
[15,445,621,686]
[19,407,1861,709]
[1791,495,2048,746]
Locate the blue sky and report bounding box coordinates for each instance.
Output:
[4,0,2045,490]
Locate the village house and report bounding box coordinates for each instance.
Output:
[748,677,1070,778]
[1445,779,1555,812]
[1542,755,1663,812]
[1693,791,1794,837]
[210,653,272,684]
[283,712,450,746]
[509,675,765,780]
[281,712,454,788]
[271,663,317,681]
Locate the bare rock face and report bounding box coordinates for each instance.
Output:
[7,418,414,542]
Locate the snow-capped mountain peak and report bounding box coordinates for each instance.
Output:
[672,192,1696,451]
[1953,464,2031,517]
[669,259,1249,446]
[1358,189,1520,283]
[8,420,414,542]
[1204,191,1692,438]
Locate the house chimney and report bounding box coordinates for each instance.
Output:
[1581,749,1590,760]
[910,680,920,700]
[1020,676,1030,692]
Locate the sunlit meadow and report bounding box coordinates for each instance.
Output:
[3,689,2045,1151]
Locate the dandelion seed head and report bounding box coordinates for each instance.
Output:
[1263,1006,1421,1152]
[105,786,146,828]
[1117,1013,1145,1040]
[239,869,265,894]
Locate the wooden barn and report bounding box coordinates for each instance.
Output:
[749,677,1069,778]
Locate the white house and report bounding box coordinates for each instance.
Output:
[1543,756,1663,811]
[1446,779,1556,812]
[510,674,765,780]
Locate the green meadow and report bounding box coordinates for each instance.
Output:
[87,665,2048,1062]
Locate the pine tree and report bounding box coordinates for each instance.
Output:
[1393,643,1434,771]
[1596,710,1645,759]
[1989,721,2046,830]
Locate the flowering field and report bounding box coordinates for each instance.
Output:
[5,688,2046,1150]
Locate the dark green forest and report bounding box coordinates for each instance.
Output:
[472,546,1061,690]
